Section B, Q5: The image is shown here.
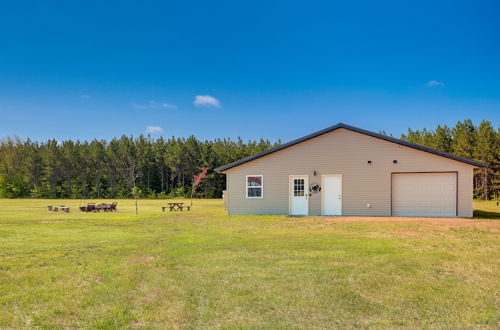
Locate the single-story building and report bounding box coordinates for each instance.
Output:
[215,123,486,217]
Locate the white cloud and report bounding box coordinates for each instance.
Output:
[133,100,177,109]
[80,94,91,99]
[145,126,164,134]
[426,80,444,87]
[194,95,221,108]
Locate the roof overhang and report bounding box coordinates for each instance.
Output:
[215,123,487,173]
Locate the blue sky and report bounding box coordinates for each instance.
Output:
[0,0,498,142]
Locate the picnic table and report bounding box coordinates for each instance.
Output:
[48,205,70,213]
[162,202,191,212]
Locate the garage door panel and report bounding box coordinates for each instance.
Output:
[392,173,456,217]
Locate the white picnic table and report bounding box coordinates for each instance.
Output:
[48,205,70,213]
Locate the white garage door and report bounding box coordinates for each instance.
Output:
[392,173,457,217]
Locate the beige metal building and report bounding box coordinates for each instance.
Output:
[215,123,485,217]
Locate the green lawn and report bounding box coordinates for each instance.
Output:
[473,200,500,219]
[0,199,498,328]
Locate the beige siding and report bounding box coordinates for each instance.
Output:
[224,128,475,217]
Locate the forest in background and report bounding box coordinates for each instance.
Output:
[0,119,498,199]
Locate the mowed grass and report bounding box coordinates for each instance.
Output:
[0,199,498,328]
[474,200,500,219]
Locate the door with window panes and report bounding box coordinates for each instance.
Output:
[289,176,309,215]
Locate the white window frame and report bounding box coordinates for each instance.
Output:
[246,175,263,199]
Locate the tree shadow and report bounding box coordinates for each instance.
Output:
[473,209,500,219]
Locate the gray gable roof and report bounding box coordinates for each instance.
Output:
[215,123,487,172]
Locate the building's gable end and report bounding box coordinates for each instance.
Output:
[216,123,486,172]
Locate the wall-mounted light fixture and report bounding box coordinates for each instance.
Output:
[393,160,398,164]
[313,170,318,176]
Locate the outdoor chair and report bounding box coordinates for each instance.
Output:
[100,204,111,212]
[110,202,117,212]
[86,203,96,212]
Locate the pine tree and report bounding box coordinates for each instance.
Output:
[433,125,452,153]
[452,119,476,159]
[494,128,500,200]
[474,121,497,199]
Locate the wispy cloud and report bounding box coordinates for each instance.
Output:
[80,94,91,99]
[194,95,221,108]
[133,100,177,109]
[145,126,164,134]
[426,80,444,87]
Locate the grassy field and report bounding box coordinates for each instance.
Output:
[0,199,498,328]
[473,199,500,219]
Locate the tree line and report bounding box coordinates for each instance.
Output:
[0,135,280,199]
[0,119,498,199]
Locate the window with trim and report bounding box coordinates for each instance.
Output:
[246,175,263,198]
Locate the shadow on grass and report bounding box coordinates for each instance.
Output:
[473,209,500,219]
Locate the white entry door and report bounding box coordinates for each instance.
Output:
[290,176,309,215]
[322,175,342,215]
